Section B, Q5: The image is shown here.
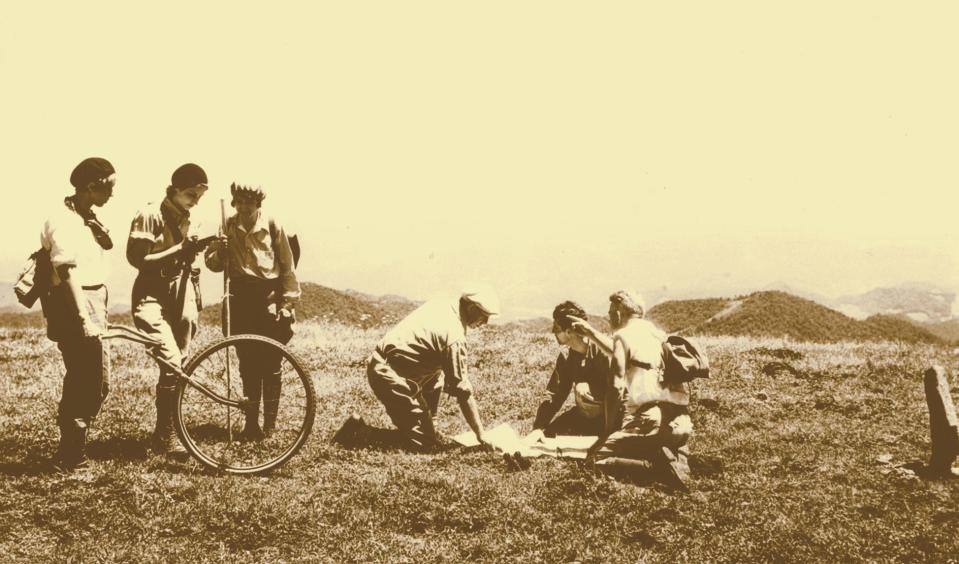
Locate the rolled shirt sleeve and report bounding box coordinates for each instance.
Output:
[128,208,161,243]
[45,221,78,269]
[269,220,301,305]
[442,341,473,399]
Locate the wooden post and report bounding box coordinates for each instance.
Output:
[923,366,959,477]
[221,199,233,442]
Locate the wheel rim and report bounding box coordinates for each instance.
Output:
[176,334,316,474]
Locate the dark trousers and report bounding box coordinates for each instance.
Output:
[44,285,110,426]
[230,279,293,425]
[367,352,442,450]
[543,406,604,437]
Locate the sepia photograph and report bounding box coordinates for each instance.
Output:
[1,2,957,562]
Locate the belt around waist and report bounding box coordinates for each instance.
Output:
[231,275,280,287]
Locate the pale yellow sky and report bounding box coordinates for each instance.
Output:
[2,2,957,318]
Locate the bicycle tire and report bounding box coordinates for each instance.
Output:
[175,334,316,474]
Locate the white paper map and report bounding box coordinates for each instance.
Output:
[453,423,596,459]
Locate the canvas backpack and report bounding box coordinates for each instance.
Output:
[661,335,710,385]
[268,218,300,268]
[13,247,53,308]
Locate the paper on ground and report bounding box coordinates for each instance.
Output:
[453,423,597,460]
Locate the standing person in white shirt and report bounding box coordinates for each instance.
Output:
[41,157,116,470]
[335,287,500,452]
[204,182,300,440]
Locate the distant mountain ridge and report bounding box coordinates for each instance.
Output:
[648,290,944,344]
[834,285,955,323]
[199,282,421,329]
[0,282,953,344]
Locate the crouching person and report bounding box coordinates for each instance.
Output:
[336,287,499,451]
[204,183,300,440]
[525,301,610,443]
[585,290,693,491]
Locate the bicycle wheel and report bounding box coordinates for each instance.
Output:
[175,334,316,474]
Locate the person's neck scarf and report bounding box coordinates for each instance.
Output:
[65,196,113,250]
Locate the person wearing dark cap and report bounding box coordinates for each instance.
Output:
[127,163,212,456]
[524,300,612,444]
[204,182,300,440]
[40,157,116,470]
[334,285,500,452]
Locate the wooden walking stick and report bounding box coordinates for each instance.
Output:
[221,199,234,441]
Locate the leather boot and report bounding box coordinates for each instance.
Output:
[261,372,282,437]
[153,385,187,456]
[54,418,88,471]
[240,373,264,441]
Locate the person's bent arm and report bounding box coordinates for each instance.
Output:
[531,356,573,432]
[126,238,187,270]
[270,219,300,310]
[588,337,628,458]
[569,316,614,357]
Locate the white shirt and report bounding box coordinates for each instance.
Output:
[41,199,110,287]
[374,297,471,389]
[615,318,689,409]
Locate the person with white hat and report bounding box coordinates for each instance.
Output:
[335,285,500,451]
[204,182,300,440]
[582,289,693,490]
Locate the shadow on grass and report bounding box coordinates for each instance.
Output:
[900,460,959,481]
[86,436,150,461]
[330,418,462,454]
[0,457,50,476]
[0,434,153,476]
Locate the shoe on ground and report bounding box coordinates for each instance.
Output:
[239,424,266,442]
[152,433,189,458]
[332,414,366,446]
[51,453,89,474]
[655,446,690,493]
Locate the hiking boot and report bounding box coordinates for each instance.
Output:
[239,422,266,442]
[153,386,188,457]
[654,446,690,492]
[427,431,458,452]
[333,414,366,446]
[53,418,89,472]
[262,372,282,437]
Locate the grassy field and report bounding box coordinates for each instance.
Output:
[1,321,958,562]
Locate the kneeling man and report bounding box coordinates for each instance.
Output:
[339,287,499,451]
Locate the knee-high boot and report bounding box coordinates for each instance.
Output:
[240,373,264,440]
[262,371,282,437]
